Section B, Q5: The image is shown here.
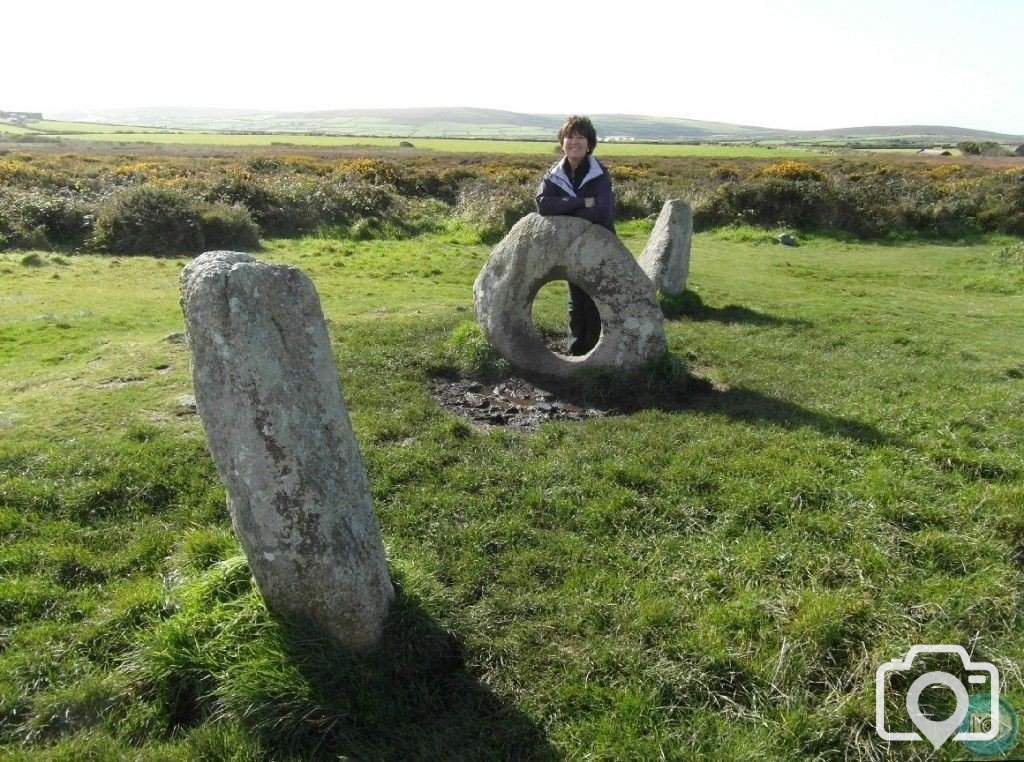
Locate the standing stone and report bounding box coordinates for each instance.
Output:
[474,214,666,378]
[637,199,692,296]
[180,251,393,651]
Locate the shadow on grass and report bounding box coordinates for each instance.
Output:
[660,290,812,328]
[684,381,891,446]
[430,354,891,445]
[257,583,557,761]
[522,373,891,447]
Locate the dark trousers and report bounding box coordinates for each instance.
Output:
[568,284,601,356]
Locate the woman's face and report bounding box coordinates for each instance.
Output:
[561,131,589,163]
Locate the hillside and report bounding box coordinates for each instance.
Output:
[44,106,1024,144]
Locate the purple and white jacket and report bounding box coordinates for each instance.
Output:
[535,156,615,233]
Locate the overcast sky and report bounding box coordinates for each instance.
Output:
[6,0,1022,134]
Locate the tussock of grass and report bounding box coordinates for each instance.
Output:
[1,229,1023,759]
[438,321,509,380]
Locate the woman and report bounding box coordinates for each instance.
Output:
[535,115,615,355]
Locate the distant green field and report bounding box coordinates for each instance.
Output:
[31,130,821,157]
[26,120,187,134]
[0,122,34,135]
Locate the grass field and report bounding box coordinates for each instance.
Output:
[12,129,822,158]
[1,225,1023,759]
[23,121,183,135]
[0,123,34,135]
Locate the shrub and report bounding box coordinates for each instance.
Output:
[0,188,92,248]
[22,225,52,251]
[199,204,261,251]
[694,177,833,230]
[91,186,204,256]
[977,174,1024,235]
[615,181,666,220]
[391,166,476,203]
[244,155,283,172]
[337,158,399,186]
[454,178,534,244]
[610,165,651,182]
[311,179,398,227]
[204,174,314,237]
[957,140,1010,157]
[756,161,828,182]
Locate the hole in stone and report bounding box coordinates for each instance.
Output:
[530,280,602,357]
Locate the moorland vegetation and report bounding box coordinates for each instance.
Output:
[1,147,1022,254]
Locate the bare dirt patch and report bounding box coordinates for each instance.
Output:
[430,369,720,431]
[431,377,605,430]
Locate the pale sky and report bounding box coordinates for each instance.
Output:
[6,0,1022,134]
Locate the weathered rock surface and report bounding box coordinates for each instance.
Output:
[474,214,666,378]
[637,199,692,296]
[174,394,197,415]
[180,251,393,651]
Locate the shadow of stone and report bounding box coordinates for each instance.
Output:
[257,582,557,761]
[660,290,812,328]
[540,374,892,447]
[683,381,892,446]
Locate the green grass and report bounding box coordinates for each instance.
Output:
[24,120,185,135]
[0,122,34,135]
[25,129,821,157]
[1,227,1023,759]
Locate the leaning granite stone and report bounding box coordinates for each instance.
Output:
[180,251,393,651]
[637,199,692,296]
[474,214,666,378]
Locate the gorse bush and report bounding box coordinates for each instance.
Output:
[199,203,261,251]
[311,179,398,228]
[615,180,669,220]
[693,165,1024,238]
[1,148,1022,251]
[454,178,534,243]
[92,186,204,256]
[978,171,1024,235]
[756,160,828,181]
[203,173,312,237]
[0,188,92,249]
[695,177,831,230]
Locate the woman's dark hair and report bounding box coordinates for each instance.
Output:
[557,115,597,154]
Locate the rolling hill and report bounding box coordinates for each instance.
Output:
[44,106,1024,144]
